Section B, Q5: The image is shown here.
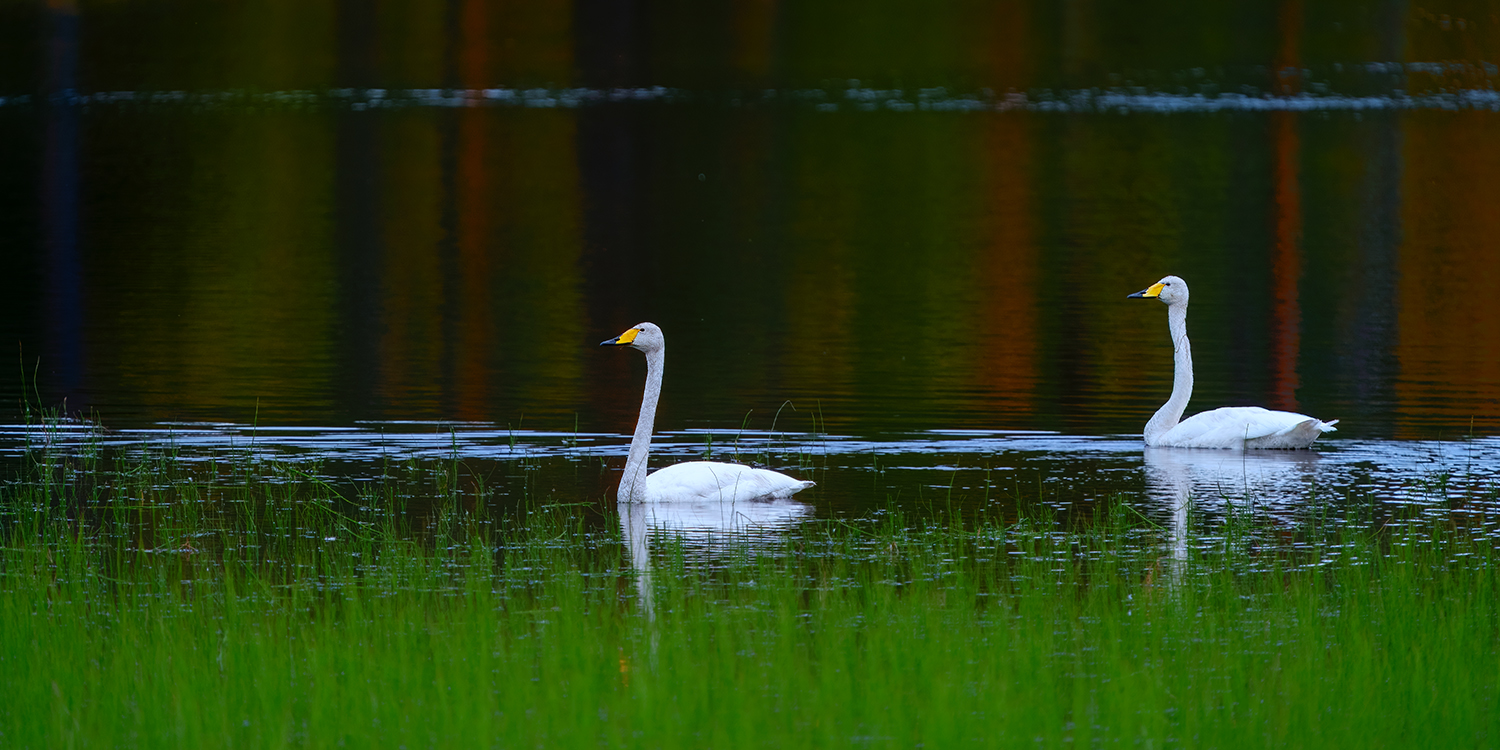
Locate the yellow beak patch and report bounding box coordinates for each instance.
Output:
[1141,282,1165,298]
[614,328,641,345]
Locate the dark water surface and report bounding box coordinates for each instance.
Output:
[6,420,1497,548]
[4,101,1498,440]
[3,1,1499,539]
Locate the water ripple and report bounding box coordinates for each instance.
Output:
[7,66,1500,114]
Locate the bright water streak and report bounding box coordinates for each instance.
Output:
[6,422,1496,537]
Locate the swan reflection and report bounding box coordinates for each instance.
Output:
[618,499,812,619]
[1143,447,1323,563]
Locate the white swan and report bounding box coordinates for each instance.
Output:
[600,322,816,503]
[1128,276,1339,449]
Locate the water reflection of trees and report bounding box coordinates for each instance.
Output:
[25,0,1493,92]
[14,1,1500,439]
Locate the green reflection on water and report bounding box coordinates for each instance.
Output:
[4,1,1500,92]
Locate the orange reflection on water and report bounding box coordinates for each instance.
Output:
[1267,110,1302,413]
[370,109,589,422]
[731,0,778,83]
[973,115,1038,426]
[979,0,1034,90]
[459,0,491,87]
[1265,0,1304,413]
[969,1,1038,429]
[1395,111,1500,438]
[459,0,574,85]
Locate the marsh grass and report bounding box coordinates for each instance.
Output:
[2,426,1498,748]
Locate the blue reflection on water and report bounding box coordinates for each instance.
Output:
[5,76,1500,113]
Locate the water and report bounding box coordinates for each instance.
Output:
[3,1,1498,548]
[7,420,1496,541]
[5,103,1498,436]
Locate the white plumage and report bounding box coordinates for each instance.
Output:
[1129,276,1339,450]
[631,460,814,503]
[600,322,816,503]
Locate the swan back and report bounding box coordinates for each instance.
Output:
[1156,406,1339,449]
[644,461,815,503]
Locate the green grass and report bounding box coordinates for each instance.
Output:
[2,437,1498,748]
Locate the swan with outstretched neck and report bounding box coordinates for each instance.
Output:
[1128,276,1339,449]
[600,322,816,502]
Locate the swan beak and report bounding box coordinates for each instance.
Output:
[600,327,642,346]
[1128,282,1165,299]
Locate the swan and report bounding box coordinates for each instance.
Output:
[600,322,816,502]
[1128,276,1339,449]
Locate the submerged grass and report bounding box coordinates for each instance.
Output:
[2,428,1498,747]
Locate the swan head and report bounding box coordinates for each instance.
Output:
[1128,275,1189,306]
[600,322,665,353]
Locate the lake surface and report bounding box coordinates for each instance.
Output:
[2,0,1498,538]
[5,101,1499,437]
[7,420,1497,556]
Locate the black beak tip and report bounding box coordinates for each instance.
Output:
[599,338,615,346]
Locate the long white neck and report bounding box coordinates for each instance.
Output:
[1145,303,1193,446]
[620,345,664,502]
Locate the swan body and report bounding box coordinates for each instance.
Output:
[1129,276,1338,450]
[601,322,815,503]
[1146,405,1337,450]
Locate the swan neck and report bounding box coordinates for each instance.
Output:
[1145,303,1193,445]
[620,346,663,502]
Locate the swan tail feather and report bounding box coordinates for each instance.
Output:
[1282,418,1335,448]
[767,479,816,498]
